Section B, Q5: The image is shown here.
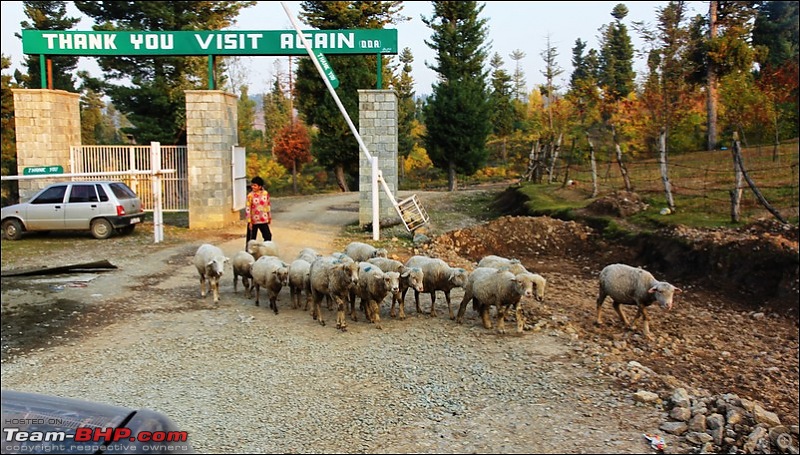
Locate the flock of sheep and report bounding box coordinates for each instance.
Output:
[193,240,681,337]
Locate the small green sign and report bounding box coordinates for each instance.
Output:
[23,165,63,175]
[316,52,339,89]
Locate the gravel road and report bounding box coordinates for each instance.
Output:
[1,191,672,454]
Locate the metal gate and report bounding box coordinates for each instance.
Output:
[70,145,188,212]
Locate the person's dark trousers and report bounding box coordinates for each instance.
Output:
[248,223,272,244]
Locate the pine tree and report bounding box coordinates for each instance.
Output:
[509,49,527,102]
[489,53,515,164]
[263,76,293,156]
[599,4,636,101]
[393,47,417,179]
[1,55,19,204]
[73,1,255,144]
[16,1,80,91]
[422,1,491,191]
[237,85,265,154]
[540,34,564,133]
[752,1,799,140]
[294,1,406,192]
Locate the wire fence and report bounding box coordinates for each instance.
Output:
[542,142,799,223]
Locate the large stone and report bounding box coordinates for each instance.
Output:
[753,404,781,427]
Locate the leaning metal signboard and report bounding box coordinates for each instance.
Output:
[22,29,398,56]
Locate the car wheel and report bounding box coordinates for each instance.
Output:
[118,225,135,235]
[2,219,24,240]
[90,218,114,239]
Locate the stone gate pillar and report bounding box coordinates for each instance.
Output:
[185,90,239,229]
[358,90,398,227]
[11,89,81,200]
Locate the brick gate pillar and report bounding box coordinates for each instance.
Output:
[11,89,81,200]
[185,90,240,229]
[357,90,398,227]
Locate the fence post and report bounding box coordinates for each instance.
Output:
[151,142,164,243]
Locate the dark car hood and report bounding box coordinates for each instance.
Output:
[1,389,193,454]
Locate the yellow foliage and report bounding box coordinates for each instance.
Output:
[403,144,432,173]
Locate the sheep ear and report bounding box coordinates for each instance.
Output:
[674,286,682,294]
[648,286,657,294]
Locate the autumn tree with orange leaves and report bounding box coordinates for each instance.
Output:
[273,121,312,194]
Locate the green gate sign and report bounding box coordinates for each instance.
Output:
[22,29,398,56]
[23,165,63,175]
[315,52,339,89]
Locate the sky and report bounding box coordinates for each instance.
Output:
[1,1,705,97]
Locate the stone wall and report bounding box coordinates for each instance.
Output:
[185,90,240,229]
[357,90,398,226]
[11,89,81,200]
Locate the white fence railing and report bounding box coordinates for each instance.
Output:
[70,145,188,212]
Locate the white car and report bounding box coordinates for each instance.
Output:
[1,180,144,240]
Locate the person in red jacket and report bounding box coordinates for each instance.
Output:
[245,176,272,248]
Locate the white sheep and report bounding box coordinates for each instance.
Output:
[331,252,355,263]
[368,257,424,320]
[247,239,280,260]
[296,247,321,264]
[353,262,401,329]
[193,243,228,303]
[476,255,546,301]
[596,263,682,338]
[251,255,289,314]
[478,255,529,275]
[309,256,360,331]
[231,251,256,298]
[455,267,540,334]
[402,255,469,319]
[343,241,388,262]
[288,258,312,310]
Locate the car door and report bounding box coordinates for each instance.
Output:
[64,183,100,229]
[25,184,68,230]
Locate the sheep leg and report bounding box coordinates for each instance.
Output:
[334,296,348,331]
[480,304,493,329]
[211,277,220,303]
[413,290,422,314]
[455,289,473,324]
[428,291,438,317]
[389,293,398,319]
[270,292,279,315]
[612,301,629,327]
[254,285,261,306]
[444,291,455,320]
[631,305,653,338]
[514,302,525,334]
[311,292,325,326]
[233,274,238,293]
[594,292,606,325]
[244,278,252,299]
[199,275,207,298]
[369,300,382,329]
[349,296,360,322]
[496,305,507,334]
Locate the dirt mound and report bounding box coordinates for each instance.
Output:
[582,190,649,217]
[420,215,605,272]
